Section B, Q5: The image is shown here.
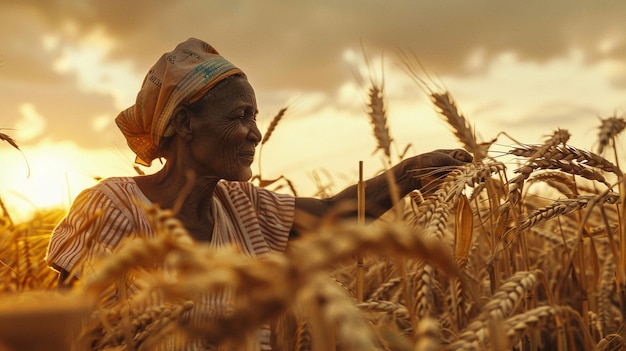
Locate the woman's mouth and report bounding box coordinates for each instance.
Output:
[238,150,255,163]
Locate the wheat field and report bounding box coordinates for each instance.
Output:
[1,75,625,351]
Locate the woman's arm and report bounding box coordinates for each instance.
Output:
[291,149,472,236]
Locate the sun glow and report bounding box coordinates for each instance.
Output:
[0,140,137,224]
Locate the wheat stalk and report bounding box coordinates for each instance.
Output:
[503,305,587,349]
[513,158,612,188]
[444,271,538,350]
[519,193,619,233]
[85,301,194,350]
[7,66,626,351]
[294,319,313,351]
[430,92,483,160]
[598,257,622,335]
[596,334,626,351]
[509,144,622,177]
[299,274,378,351]
[0,130,30,177]
[412,162,503,240]
[261,107,288,146]
[413,263,437,320]
[414,317,442,351]
[0,132,19,150]
[367,276,403,302]
[78,207,459,349]
[356,300,409,318]
[525,171,577,198]
[597,114,626,154]
[367,83,393,160]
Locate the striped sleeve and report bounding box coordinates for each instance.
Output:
[238,182,295,253]
[45,186,134,277]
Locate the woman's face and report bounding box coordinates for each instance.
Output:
[187,76,261,181]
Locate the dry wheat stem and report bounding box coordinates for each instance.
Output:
[515,128,572,165]
[526,171,577,198]
[414,317,441,351]
[543,128,571,149]
[261,107,288,145]
[0,132,19,150]
[78,208,459,349]
[514,158,612,188]
[0,131,30,177]
[519,193,620,233]
[504,305,587,349]
[509,144,622,176]
[291,221,459,278]
[597,115,626,154]
[430,92,483,160]
[366,276,403,302]
[413,162,503,241]
[356,300,409,318]
[598,258,622,334]
[86,301,194,350]
[299,274,378,351]
[6,80,626,351]
[443,271,539,350]
[295,319,313,351]
[413,263,436,320]
[596,333,626,351]
[367,84,393,159]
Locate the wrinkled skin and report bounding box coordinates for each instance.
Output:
[171,76,262,182]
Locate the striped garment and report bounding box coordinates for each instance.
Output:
[46,177,295,350]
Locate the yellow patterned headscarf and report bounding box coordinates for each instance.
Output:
[116,38,244,166]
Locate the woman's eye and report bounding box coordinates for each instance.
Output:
[231,112,245,120]
[235,111,256,121]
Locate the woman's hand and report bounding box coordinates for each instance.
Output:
[400,149,473,196]
[292,149,472,237]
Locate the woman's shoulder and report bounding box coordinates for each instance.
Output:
[93,176,137,187]
[87,176,137,191]
[80,177,143,203]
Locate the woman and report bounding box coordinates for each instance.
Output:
[46,38,471,349]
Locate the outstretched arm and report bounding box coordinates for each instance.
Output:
[291,149,472,237]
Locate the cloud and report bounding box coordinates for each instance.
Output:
[5,0,626,90]
[48,26,141,109]
[14,103,46,141]
[1,0,625,153]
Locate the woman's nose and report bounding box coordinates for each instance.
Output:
[249,122,262,145]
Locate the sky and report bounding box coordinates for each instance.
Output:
[1,0,626,222]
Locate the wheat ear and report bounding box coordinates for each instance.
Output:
[444,271,538,350]
[510,144,622,176]
[504,305,588,349]
[261,107,287,145]
[367,83,393,159]
[430,92,483,160]
[519,193,620,232]
[597,114,626,154]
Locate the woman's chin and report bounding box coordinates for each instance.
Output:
[226,168,253,182]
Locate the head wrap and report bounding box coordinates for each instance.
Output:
[116,38,245,166]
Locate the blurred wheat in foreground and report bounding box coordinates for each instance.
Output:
[2,85,626,351]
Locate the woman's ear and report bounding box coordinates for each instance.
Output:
[170,106,193,140]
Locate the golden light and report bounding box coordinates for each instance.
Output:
[0,141,134,224]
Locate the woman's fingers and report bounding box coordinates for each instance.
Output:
[433,149,473,163]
